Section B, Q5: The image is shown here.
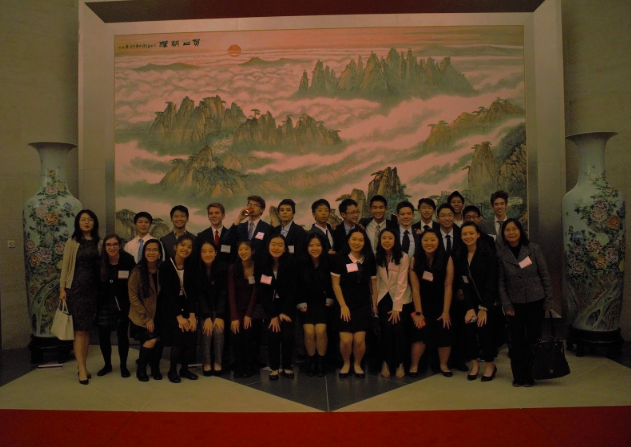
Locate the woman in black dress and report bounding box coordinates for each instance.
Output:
[297,232,334,377]
[97,234,136,377]
[128,239,163,382]
[159,234,198,383]
[197,239,228,376]
[257,234,297,380]
[456,222,498,382]
[331,228,377,378]
[59,209,101,385]
[408,229,455,377]
[229,241,258,378]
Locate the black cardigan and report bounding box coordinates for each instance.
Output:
[455,249,498,311]
[197,260,229,321]
[158,258,198,320]
[256,258,297,319]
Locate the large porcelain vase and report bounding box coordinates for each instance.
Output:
[562,132,625,336]
[23,142,82,338]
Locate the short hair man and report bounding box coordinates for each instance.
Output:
[332,198,360,252]
[273,198,306,255]
[360,195,396,253]
[160,205,197,260]
[197,202,236,263]
[412,198,440,233]
[478,190,509,247]
[229,195,273,261]
[124,211,156,262]
[307,199,335,253]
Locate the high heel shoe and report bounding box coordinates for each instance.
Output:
[281,369,294,379]
[481,366,498,382]
[77,372,89,385]
[440,369,453,377]
[467,366,479,381]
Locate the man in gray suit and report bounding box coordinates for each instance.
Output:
[478,190,509,248]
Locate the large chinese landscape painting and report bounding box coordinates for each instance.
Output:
[114,26,526,236]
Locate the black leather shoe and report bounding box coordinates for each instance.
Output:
[120,367,131,378]
[338,370,350,379]
[77,372,89,385]
[168,371,181,383]
[354,369,365,379]
[408,370,419,378]
[136,369,149,382]
[282,370,294,379]
[481,366,497,382]
[441,369,453,377]
[150,368,163,380]
[467,372,478,381]
[203,369,213,377]
[179,369,198,380]
[269,372,279,381]
[97,365,112,377]
[512,380,523,387]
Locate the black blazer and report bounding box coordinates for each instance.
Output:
[358,217,397,229]
[438,226,461,258]
[332,223,359,253]
[273,222,307,255]
[307,223,335,253]
[197,226,236,264]
[157,257,198,345]
[256,258,297,319]
[455,249,498,311]
[412,220,441,233]
[197,260,229,321]
[228,219,273,262]
[160,231,197,261]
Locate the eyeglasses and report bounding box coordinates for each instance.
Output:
[464,214,479,221]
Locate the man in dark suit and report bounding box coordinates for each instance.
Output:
[478,190,509,249]
[332,198,360,252]
[197,202,237,264]
[360,195,397,254]
[159,205,197,260]
[228,195,273,262]
[462,205,496,254]
[272,198,306,256]
[412,198,441,234]
[307,199,336,254]
[436,203,461,257]
[394,201,420,258]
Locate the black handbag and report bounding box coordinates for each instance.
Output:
[531,311,570,380]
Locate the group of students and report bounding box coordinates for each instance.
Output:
[59,189,554,387]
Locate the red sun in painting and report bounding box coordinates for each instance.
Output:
[228,45,241,57]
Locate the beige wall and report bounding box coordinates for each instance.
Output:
[562,0,631,339]
[0,0,629,348]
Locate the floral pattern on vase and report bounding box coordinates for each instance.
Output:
[563,132,625,332]
[23,142,82,338]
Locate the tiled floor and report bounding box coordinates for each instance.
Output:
[1,341,630,412]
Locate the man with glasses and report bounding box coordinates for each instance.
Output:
[230,195,273,262]
[463,205,496,254]
[332,198,360,252]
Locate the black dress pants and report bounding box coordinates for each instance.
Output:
[377,295,406,369]
[268,319,295,370]
[508,299,544,382]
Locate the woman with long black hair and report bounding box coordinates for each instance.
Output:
[96,234,136,378]
[331,228,377,378]
[297,232,334,377]
[456,222,498,382]
[128,238,163,382]
[159,234,198,383]
[257,234,297,380]
[59,209,101,384]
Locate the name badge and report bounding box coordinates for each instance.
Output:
[248,276,255,285]
[255,232,265,240]
[462,275,469,284]
[519,256,533,269]
[274,292,280,300]
[288,245,295,254]
[422,271,434,282]
[118,270,129,279]
[221,245,231,253]
[346,263,359,273]
[260,274,273,285]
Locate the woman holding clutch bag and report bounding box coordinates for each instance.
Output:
[59,210,102,385]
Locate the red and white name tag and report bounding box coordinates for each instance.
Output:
[346,263,359,273]
[221,245,231,253]
[260,274,273,285]
[118,270,129,279]
[255,232,265,240]
[519,256,533,269]
[422,271,434,282]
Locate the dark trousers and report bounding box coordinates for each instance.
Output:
[232,325,256,374]
[465,314,497,362]
[449,300,468,366]
[508,299,544,382]
[377,295,406,369]
[98,319,130,367]
[268,320,295,370]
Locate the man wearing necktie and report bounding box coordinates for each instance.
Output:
[228,195,273,262]
[124,211,156,263]
[478,190,509,249]
[273,199,306,256]
[196,202,236,264]
[359,195,396,254]
[412,198,440,234]
[395,201,418,258]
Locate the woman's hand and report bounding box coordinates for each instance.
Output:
[340,305,351,322]
[299,305,308,313]
[438,311,451,329]
[279,313,292,323]
[269,316,281,333]
[203,318,214,336]
[188,315,197,332]
[230,319,240,334]
[214,318,224,333]
[412,313,425,329]
[506,310,515,317]
[243,316,252,330]
[59,289,67,301]
[477,309,488,327]
[388,310,400,324]
[177,315,189,332]
[464,309,477,324]
[146,319,155,333]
